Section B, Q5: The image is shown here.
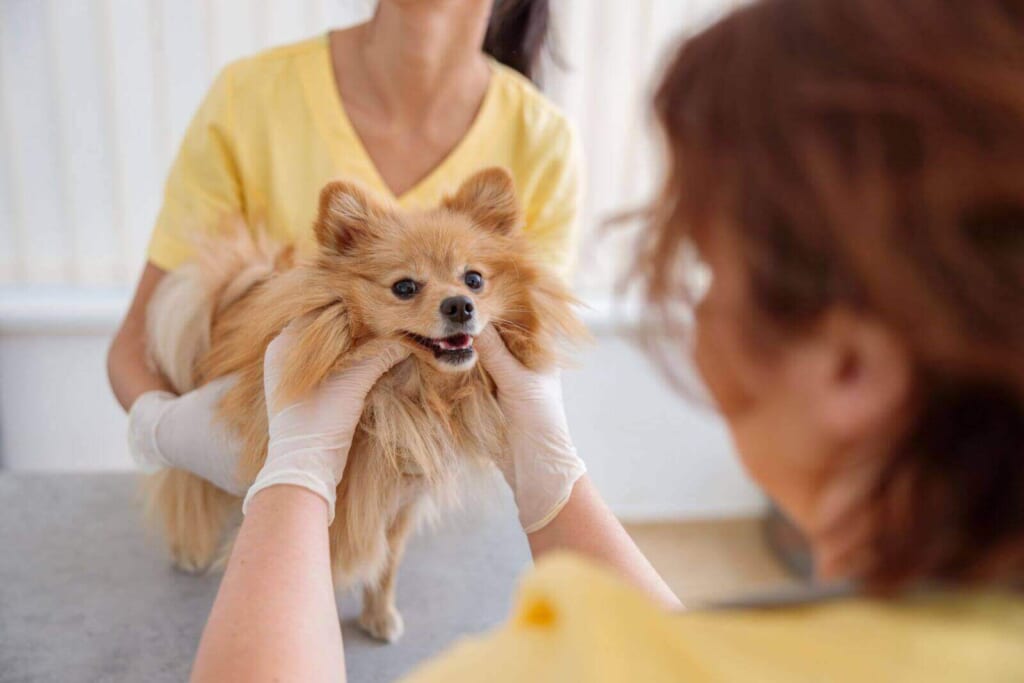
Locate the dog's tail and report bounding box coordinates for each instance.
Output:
[146,217,288,392]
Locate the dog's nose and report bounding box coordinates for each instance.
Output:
[440,295,474,324]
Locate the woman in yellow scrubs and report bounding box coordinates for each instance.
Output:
[109,0,675,637]
[107,0,583,403]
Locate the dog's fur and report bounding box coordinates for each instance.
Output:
[144,168,584,642]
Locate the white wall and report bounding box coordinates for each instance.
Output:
[0,0,762,519]
[1,0,374,284]
[0,292,763,520]
[0,0,739,291]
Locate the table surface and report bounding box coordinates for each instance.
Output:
[0,472,530,683]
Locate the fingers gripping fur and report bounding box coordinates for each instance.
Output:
[273,304,353,409]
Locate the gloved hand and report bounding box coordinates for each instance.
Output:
[128,375,247,495]
[128,324,409,521]
[243,326,409,522]
[475,326,587,533]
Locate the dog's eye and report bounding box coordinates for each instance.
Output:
[392,279,419,300]
[464,271,484,291]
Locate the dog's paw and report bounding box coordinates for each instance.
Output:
[169,545,213,575]
[358,605,405,643]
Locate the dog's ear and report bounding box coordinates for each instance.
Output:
[443,167,521,235]
[315,180,389,254]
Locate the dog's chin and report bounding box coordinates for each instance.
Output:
[401,332,478,373]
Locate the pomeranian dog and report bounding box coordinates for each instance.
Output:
[144,167,584,642]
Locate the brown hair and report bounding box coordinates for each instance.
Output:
[484,0,551,82]
[636,0,1024,586]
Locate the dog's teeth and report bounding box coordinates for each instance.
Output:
[435,335,472,351]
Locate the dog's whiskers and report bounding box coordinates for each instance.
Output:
[489,317,531,333]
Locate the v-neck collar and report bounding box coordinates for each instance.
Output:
[308,32,498,206]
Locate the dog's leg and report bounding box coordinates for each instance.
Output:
[145,469,236,573]
[358,501,418,643]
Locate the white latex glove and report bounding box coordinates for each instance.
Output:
[128,375,247,495]
[242,325,409,522]
[475,326,587,533]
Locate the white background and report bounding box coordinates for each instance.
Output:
[0,0,760,519]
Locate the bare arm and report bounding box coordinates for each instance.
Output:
[107,261,173,410]
[191,486,345,683]
[527,475,681,609]
[190,331,408,681]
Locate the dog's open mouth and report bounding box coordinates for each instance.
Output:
[404,332,475,363]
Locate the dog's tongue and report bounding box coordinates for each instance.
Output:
[437,334,472,350]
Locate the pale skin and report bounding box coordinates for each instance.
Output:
[108,1,678,679]
[191,486,343,683]
[330,0,494,198]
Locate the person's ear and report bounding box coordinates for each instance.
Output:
[443,167,521,235]
[787,309,912,443]
[315,180,390,254]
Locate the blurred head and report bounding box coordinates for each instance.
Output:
[637,0,1024,587]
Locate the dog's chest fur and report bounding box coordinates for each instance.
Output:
[356,356,504,481]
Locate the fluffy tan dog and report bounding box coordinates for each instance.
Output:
[144,167,583,642]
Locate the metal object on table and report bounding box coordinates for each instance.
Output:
[762,502,815,580]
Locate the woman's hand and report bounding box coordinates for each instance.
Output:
[120,263,251,494]
[477,326,679,607]
[475,326,587,533]
[128,377,247,493]
[243,325,410,521]
[191,329,406,682]
[127,323,409,519]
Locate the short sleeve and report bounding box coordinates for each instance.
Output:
[147,65,244,271]
[401,554,1024,682]
[522,122,583,281]
[400,554,686,683]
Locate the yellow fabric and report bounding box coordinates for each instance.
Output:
[404,554,1024,682]
[148,35,581,276]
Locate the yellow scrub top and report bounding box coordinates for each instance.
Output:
[404,554,1024,682]
[147,35,581,276]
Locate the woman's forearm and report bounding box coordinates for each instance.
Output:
[108,323,173,410]
[191,486,345,683]
[108,262,175,410]
[527,474,682,609]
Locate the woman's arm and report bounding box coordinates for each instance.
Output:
[110,260,252,492]
[190,328,408,681]
[191,486,345,683]
[527,475,681,609]
[108,261,173,410]
[475,328,681,608]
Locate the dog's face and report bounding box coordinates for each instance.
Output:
[313,168,529,373]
